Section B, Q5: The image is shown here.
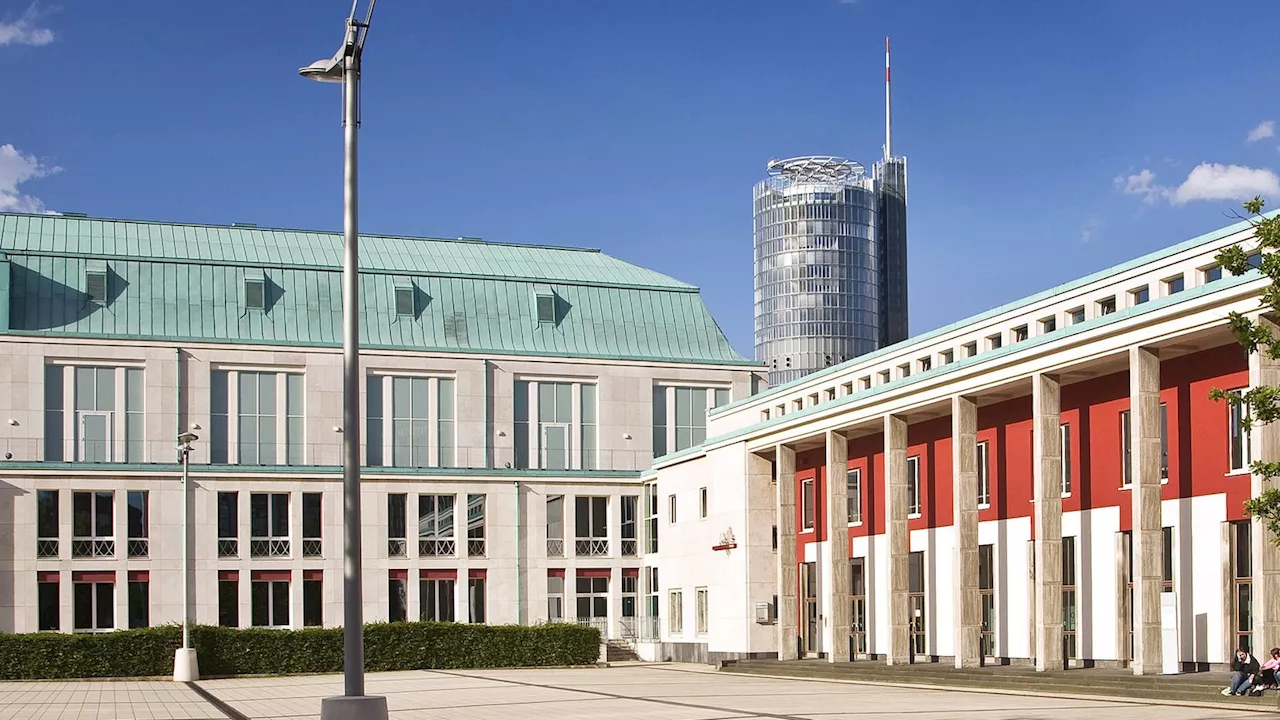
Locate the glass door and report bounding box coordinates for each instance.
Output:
[850,558,867,658]
[802,561,819,655]
[979,544,995,659]
[909,551,926,658]
[541,423,570,471]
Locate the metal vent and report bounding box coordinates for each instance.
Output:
[85,270,108,304]
[394,286,414,317]
[244,278,265,310]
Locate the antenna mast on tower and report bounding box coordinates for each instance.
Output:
[884,36,892,160]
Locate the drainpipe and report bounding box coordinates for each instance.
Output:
[175,348,183,458]
[483,359,490,468]
[514,479,522,625]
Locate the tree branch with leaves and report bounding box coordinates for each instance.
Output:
[1212,196,1280,540]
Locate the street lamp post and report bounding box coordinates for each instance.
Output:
[300,3,388,719]
[173,431,199,682]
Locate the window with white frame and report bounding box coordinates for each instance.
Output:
[808,393,819,407]
[419,494,456,557]
[977,441,990,508]
[44,364,145,463]
[878,369,891,384]
[1097,296,1116,316]
[699,487,708,519]
[963,341,978,358]
[575,496,608,556]
[919,356,932,372]
[1012,325,1028,343]
[669,589,683,634]
[825,387,836,402]
[252,577,291,628]
[301,492,322,557]
[907,456,921,518]
[987,333,1003,351]
[1067,307,1086,325]
[802,478,815,530]
[847,468,862,525]
[1040,316,1057,334]
[695,587,708,635]
[547,574,564,621]
[209,369,305,465]
[467,494,485,557]
[643,483,658,554]
[387,493,407,557]
[250,493,290,557]
[859,376,872,390]
[72,491,114,558]
[1131,285,1150,306]
[73,576,114,632]
[621,495,638,556]
[939,349,954,366]
[898,363,911,379]
[218,492,238,557]
[652,384,730,457]
[577,575,608,619]
[1164,275,1185,295]
[127,490,148,558]
[645,567,659,620]
[515,379,597,470]
[546,495,564,557]
[668,494,678,525]
[36,490,58,558]
[1230,389,1252,472]
[1061,423,1072,495]
[365,375,455,468]
[420,576,455,622]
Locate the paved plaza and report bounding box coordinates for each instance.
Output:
[0,664,1271,720]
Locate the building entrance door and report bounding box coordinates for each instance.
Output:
[850,557,867,659]
[909,551,926,659]
[801,561,820,656]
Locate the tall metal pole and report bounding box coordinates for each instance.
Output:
[182,448,191,651]
[340,19,366,700]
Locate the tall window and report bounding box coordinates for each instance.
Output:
[418,495,456,557]
[469,575,486,623]
[301,493,322,557]
[73,576,114,632]
[653,385,730,456]
[1160,403,1169,481]
[847,468,862,525]
[1063,535,1077,660]
[217,492,238,557]
[1162,526,1174,592]
[251,576,290,627]
[366,375,456,468]
[37,490,58,558]
[466,494,485,556]
[514,379,598,470]
[547,574,564,621]
[1234,521,1253,652]
[645,567,659,621]
[126,490,148,558]
[388,573,407,622]
[1060,424,1072,495]
[387,493,407,557]
[421,576,456,622]
[209,369,305,465]
[129,576,149,629]
[575,496,608,556]
[249,493,290,557]
[218,576,238,627]
[801,479,815,530]
[43,365,144,463]
[695,587,709,635]
[907,456,921,518]
[546,495,564,557]
[644,483,659,554]
[303,574,323,627]
[908,551,926,654]
[1121,410,1132,486]
[38,575,60,631]
[850,558,866,656]
[699,487,708,519]
[1230,389,1252,472]
[669,589,683,634]
[621,496,638,556]
[577,576,608,620]
[623,574,638,624]
[979,544,995,657]
[976,442,990,508]
[72,491,114,558]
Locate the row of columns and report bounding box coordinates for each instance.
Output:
[770,340,1280,672]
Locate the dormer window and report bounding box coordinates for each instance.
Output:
[534,284,557,324]
[394,279,415,317]
[85,260,108,305]
[244,270,265,311]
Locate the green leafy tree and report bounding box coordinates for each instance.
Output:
[1212,196,1280,539]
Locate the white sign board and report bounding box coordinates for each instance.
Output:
[1161,591,1180,675]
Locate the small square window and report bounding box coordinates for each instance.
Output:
[963,341,978,358]
[1040,316,1056,334]
[792,399,804,412]
[987,334,1003,351]
[536,293,555,323]
[1097,296,1116,316]
[85,263,108,305]
[841,382,854,396]
[761,409,770,421]
[1130,286,1149,306]
[898,363,911,379]
[858,376,871,390]
[394,284,415,317]
[244,272,266,311]
[878,370,891,385]
[1068,307,1086,325]
[939,349,954,365]
[776,404,785,417]
[824,388,836,402]
[808,393,819,407]
[1164,275,1185,295]
[1203,265,1223,283]
[918,357,932,372]
[1013,325,1028,342]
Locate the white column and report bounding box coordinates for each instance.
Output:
[1251,317,1280,655]
[884,414,910,665]
[1033,372,1063,671]
[952,395,980,668]
[776,444,798,661]
[1130,347,1162,675]
[824,430,850,663]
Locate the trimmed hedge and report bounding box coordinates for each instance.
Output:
[0,622,600,680]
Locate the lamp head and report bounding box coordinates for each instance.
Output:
[178,431,199,445]
[299,52,345,83]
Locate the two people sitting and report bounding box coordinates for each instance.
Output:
[1224,647,1280,697]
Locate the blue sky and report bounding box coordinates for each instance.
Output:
[4,1,1280,358]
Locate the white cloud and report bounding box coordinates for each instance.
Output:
[0,4,53,46]
[0,144,59,213]
[1080,218,1101,244]
[1249,121,1276,143]
[1170,162,1280,205]
[1115,169,1165,203]
[1116,163,1280,206]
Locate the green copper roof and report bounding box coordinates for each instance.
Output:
[0,213,752,365]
